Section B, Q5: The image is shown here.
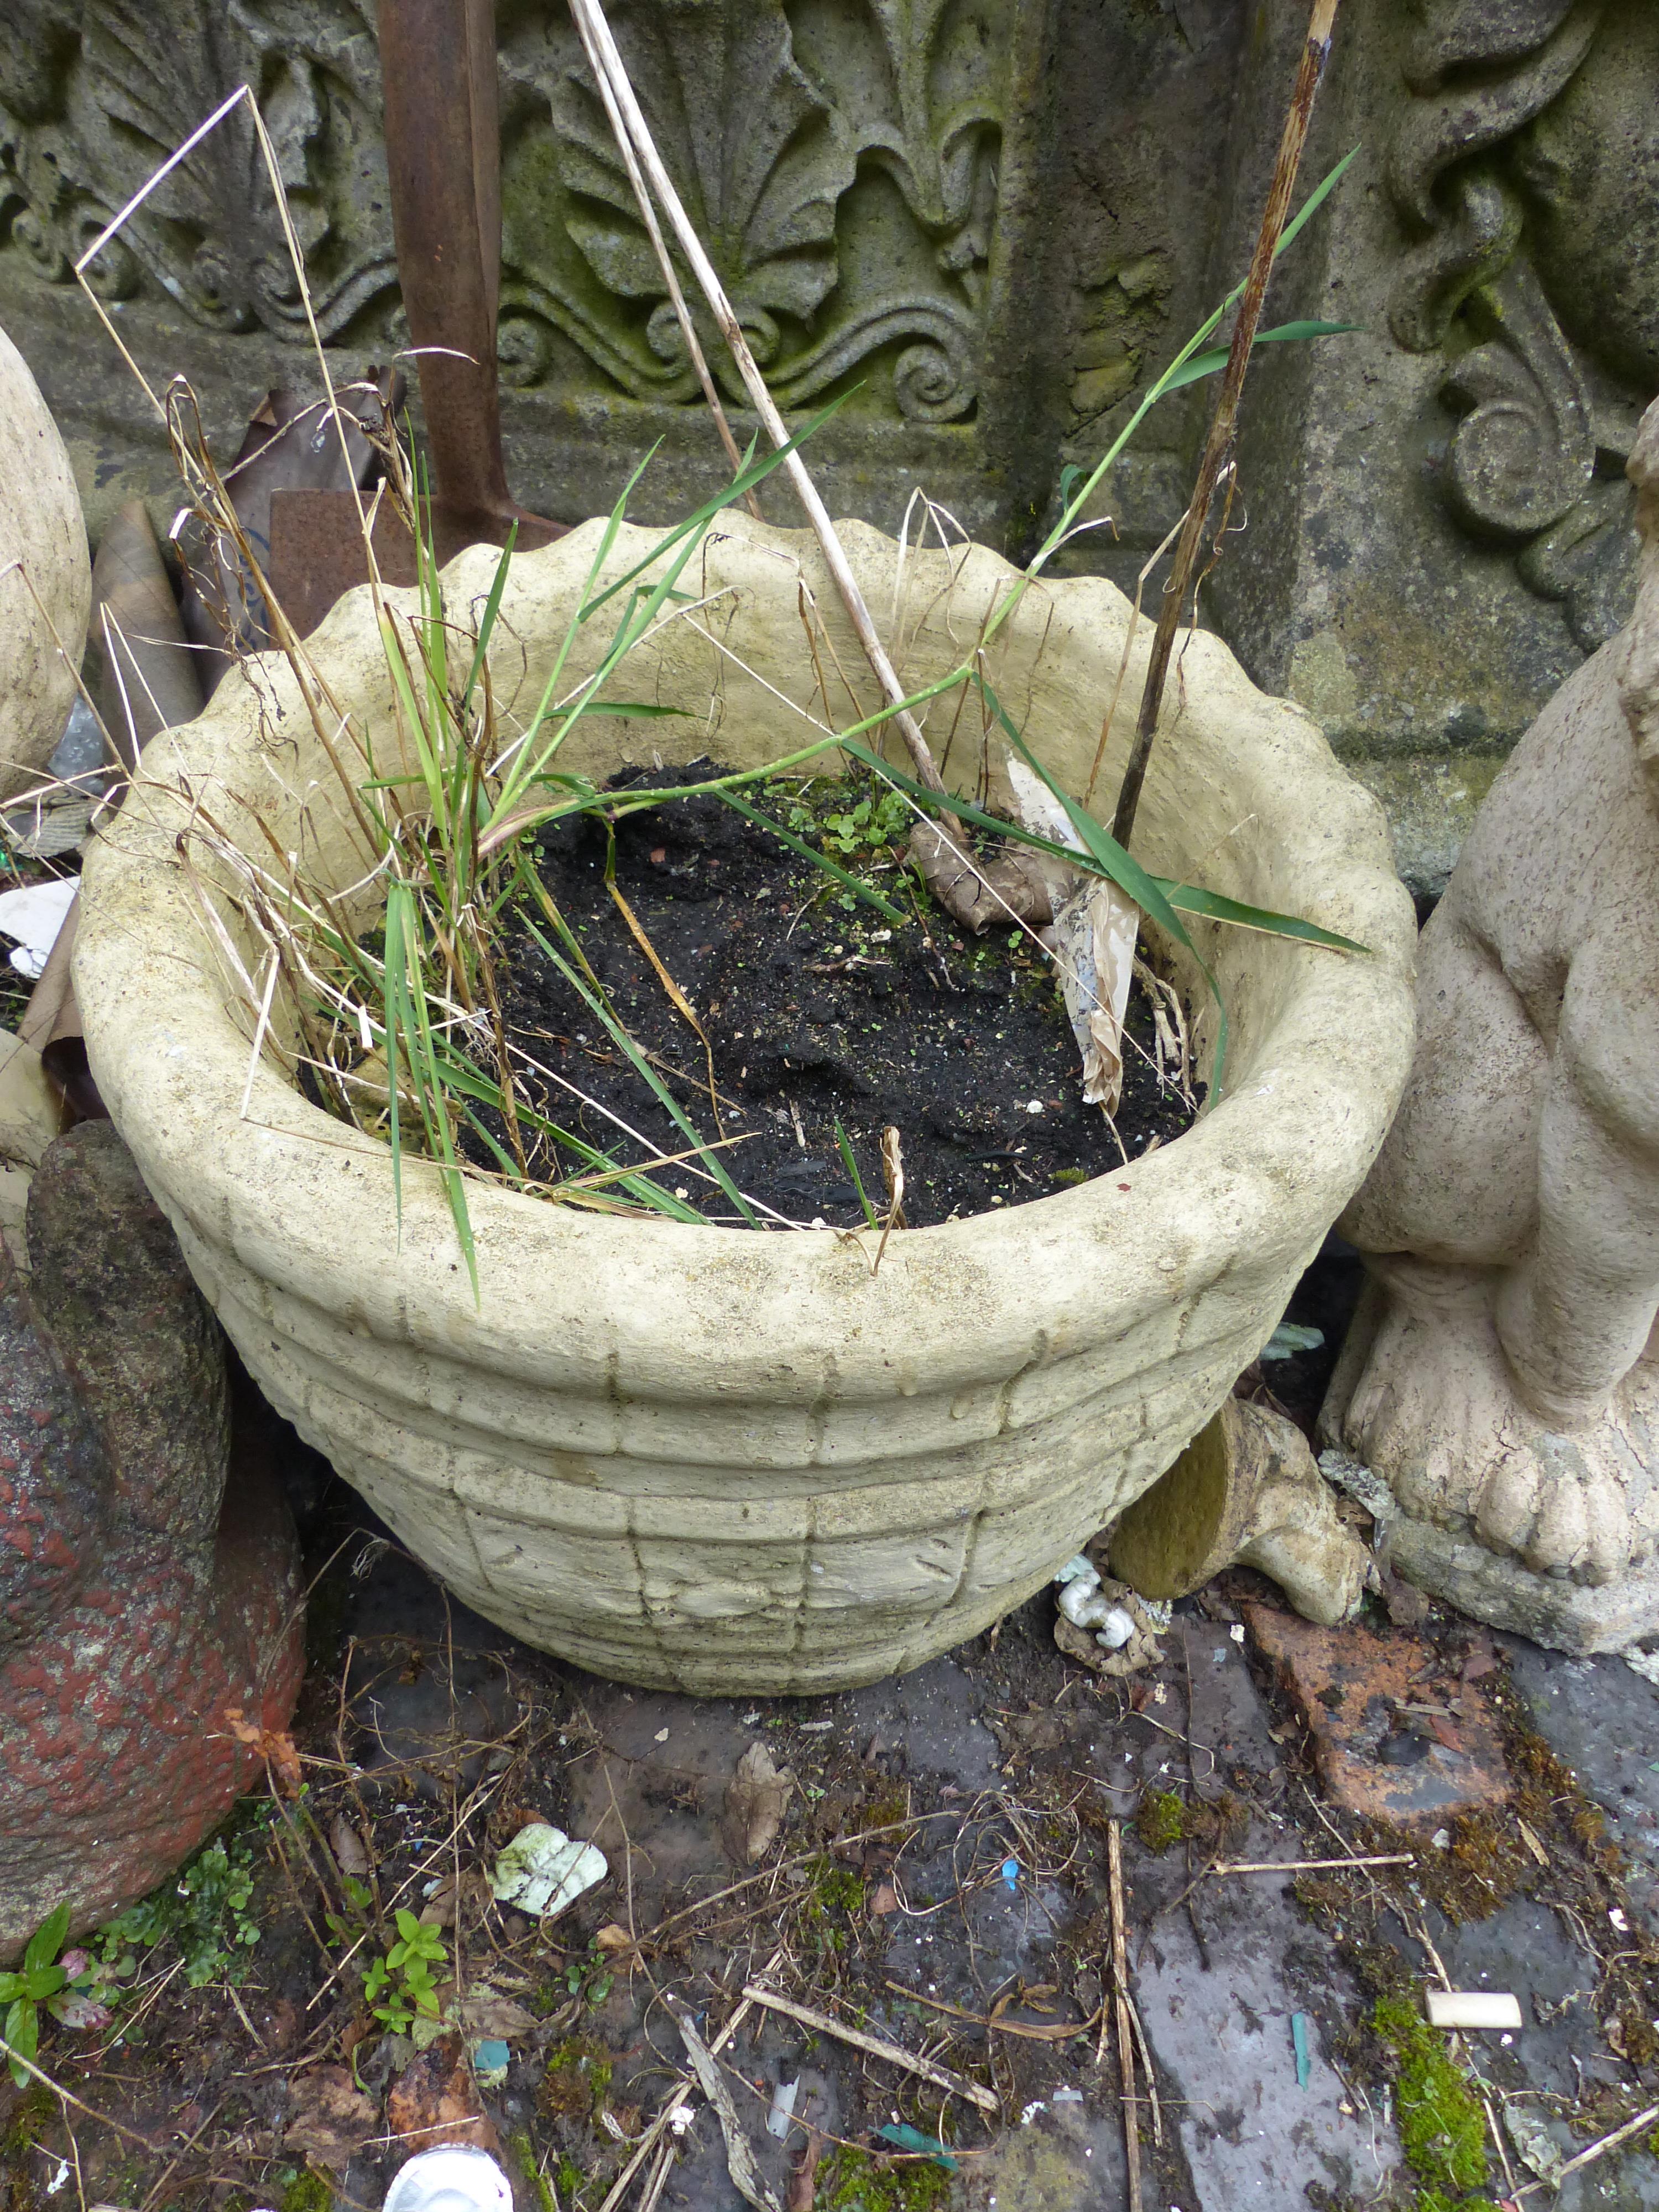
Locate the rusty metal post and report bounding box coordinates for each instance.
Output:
[377,0,560,558]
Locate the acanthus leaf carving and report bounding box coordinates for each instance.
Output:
[1,0,1008,424]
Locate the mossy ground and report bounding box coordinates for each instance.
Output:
[538,2037,614,2122]
[1371,1998,1489,2201]
[815,2145,953,2212]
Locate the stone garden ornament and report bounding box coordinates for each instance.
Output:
[1324,395,1659,1653]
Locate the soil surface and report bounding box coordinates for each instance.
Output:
[483,764,1199,1229]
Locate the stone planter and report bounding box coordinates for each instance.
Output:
[74,514,1415,1695]
[0,317,88,806]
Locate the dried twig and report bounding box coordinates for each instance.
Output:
[1108,1820,1142,2212]
[741,1984,1000,2114]
[1111,0,1340,851]
[1124,1989,1162,2148]
[566,2,760,519]
[1514,2103,1659,2198]
[1212,1854,1415,1876]
[886,1982,1100,2042]
[671,2001,784,2212]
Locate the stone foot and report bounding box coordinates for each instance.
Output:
[1329,1264,1659,1587]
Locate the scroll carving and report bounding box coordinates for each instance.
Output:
[1387,0,1656,653]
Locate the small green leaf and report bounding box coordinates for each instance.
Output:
[23,1904,69,1979]
[4,1995,37,2087]
[1157,319,1360,393]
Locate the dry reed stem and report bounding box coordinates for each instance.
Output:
[567,0,948,797]
[741,1983,1000,2114]
[1107,1819,1142,2212]
[1112,0,1340,850]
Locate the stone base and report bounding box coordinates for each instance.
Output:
[1387,1513,1659,1657]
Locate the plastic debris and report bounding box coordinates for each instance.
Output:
[1052,2088,1084,2106]
[1000,1858,1020,1892]
[471,2040,510,2088]
[0,877,78,980]
[1291,2012,1311,2088]
[382,2145,515,2212]
[489,1823,607,1919]
[1261,1321,1324,1360]
[1055,1556,1137,1648]
[1425,1991,1523,2031]
[877,2124,958,2171]
[766,2079,799,2140]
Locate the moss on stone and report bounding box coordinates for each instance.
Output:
[1134,1790,1187,1853]
[816,2146,952,2211]
[1372,1998,1489,2201]
[508,2128,556,2212]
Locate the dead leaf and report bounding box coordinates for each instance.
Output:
[224,1706,303,1797]
[870,1884,899,1917]
[594,1923,639,1954]
[1379,1570,1431,1631]
[1517,1818,1551,1868]
[1006,756,1137,1110]
[458,1985,539,2041]
[285,2065,378,2174]
[787,2126,826,2212]
[385,2037,497,2154]
[419,1873,457,1928]
[722,1743,794,1865]
[330,1817,370,1878]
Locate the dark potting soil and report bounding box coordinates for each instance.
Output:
[485,763,1202,1228]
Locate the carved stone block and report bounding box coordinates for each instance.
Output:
[2,0,1653,892]
[1210,0,1658,895]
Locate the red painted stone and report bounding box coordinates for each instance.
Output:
[0,1125,304,1958]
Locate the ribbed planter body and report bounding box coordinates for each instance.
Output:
[74,515,1415,1694]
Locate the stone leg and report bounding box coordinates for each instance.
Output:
[1494,932,1659,1427]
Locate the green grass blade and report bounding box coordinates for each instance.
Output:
[421,1036,704,1219]
[1160,883,1368,953]
[382,882,409,1232]
[384,883,479,1296]
[461,526,518,713]
[517,889,760,1227]
[578,395,852,623]
[834,1120,879,1230]
[1156,319,1359,394]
